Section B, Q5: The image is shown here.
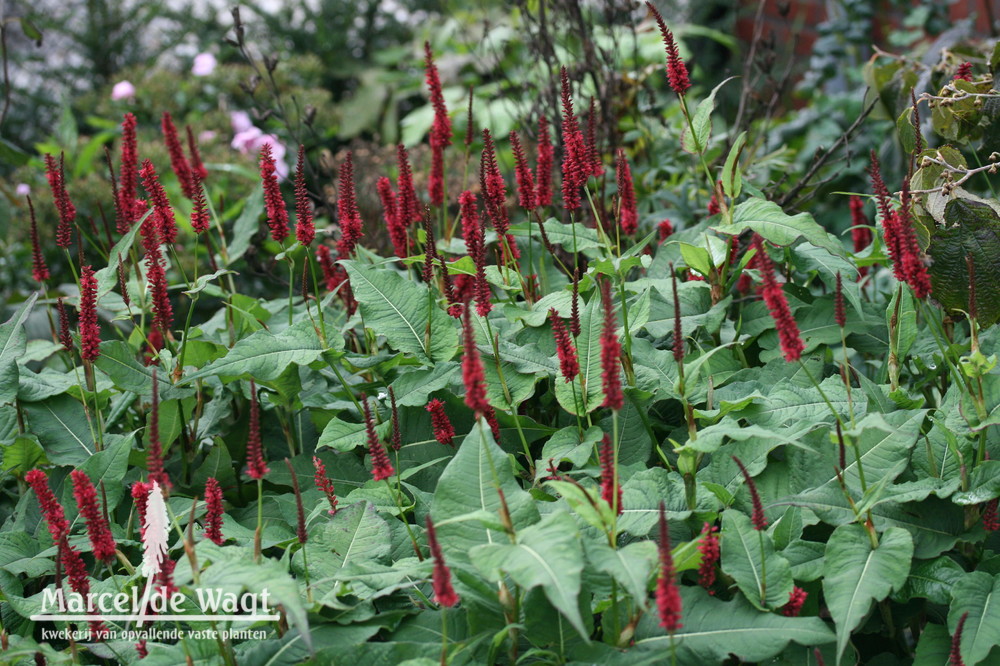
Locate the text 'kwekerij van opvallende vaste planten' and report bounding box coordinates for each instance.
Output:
[4,1,1000,664]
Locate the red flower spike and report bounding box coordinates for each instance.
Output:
[951,611,968,666]
[148,261,173,336]
[25,469,69,543]
[782,586,808,617]
[312,456,339,515]
[156,557,178,599]
[983,499,999,531]
[260,143,289,243]
[186,125,208,181]
[294,145,315,246]
[752,235,803,362]
[363,395,395,482]
[481,129,515,251]
[425,515,459,607]
[599,435,622,514]
[955,62,973,82]
[336,152,363,257]
[71,470,116,562]
[284,458,308,544]
[483,405,501,439]
[389,387,402,452]
[161,112,195,199]
[707,192,721,216]
[27,197,49,283]
[671,266,684,363]
[396,144,420,225]
[204,477,225,545]
[869,152,908,282]
[814,648,826,666]
[616,149,638,235]
[57,297,73,352]
[119,113,140,233]
[427,399,455,446]
[131,481,151,539]
[78,265,101,362]
[510,130,536,210]
[897,180,932,298]
[550,309,580,383]
[586,97,605,177]
[570,269,581,337]
[656,501,683,632]
[60,538,108,638]
[424,42,452,150]
[461,305,490,414]
[378,176,408,258]
[536,115,554,207]
[559,68,588,211]
[835,272,846,329]
[658,219,674,243]
[459,191,492,317]
[646,1,690,96]
[245,381,269,480]
[697,523,720,592]
[44,153,75,248]
[732,455,767,530]
[139,159,178,245]
[429,148,445,209]
[599,279,624,410]
[190,172,210,234]
[147,368,170,490]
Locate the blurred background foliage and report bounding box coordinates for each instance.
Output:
[0,0,995,303]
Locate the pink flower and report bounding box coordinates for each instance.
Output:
[192,53,217,76]
[230,111,254,134]
[111,81,136,101]
[15,183,29,196]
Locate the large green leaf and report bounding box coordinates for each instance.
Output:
[713,198,846,257]
[344,261,457,363]
[181,319,326,383]
[720,511,793,611]
[927,197,1000,326]
[470,511,588,639]
[823,525,913,665]
[227,187,264,264]
[553,295,604,415]
[949,571,1000,665]
[22,394,94,466]
[0,294,37,406]
[431,420,539,562]
[633,586,835,662]
[583,540,657,607]
[95,341,193,399]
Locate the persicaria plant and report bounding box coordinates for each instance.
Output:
[4,6,1000,666]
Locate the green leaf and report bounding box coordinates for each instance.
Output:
[633,586,835,662]
[912,623,951,666]
[896,556,965,605]
[95,341,193,399]
[584,540,657,607]
[721,131,747,199]
[720,511,794,611]
[73,434,132,511]
[183,269,237,296]
[511,219,601,251]
[927,197,1000,326]
[431,420,539,562]
[0,294,37,406]
[94,221,144,298]
[22,394,94,466]
[823,525,913,665]
[713,198,846,257]
[1,435,45,474]
[887,286,918,360]
[344,261,457,362]
[317,416,392,452]
[182,319,326,383]
[391,363,458,407]
[471,511,588,639]
[681,77,735,155]
[227,187,264,264]
[678,242,713,276]
[949,572,1000,665]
